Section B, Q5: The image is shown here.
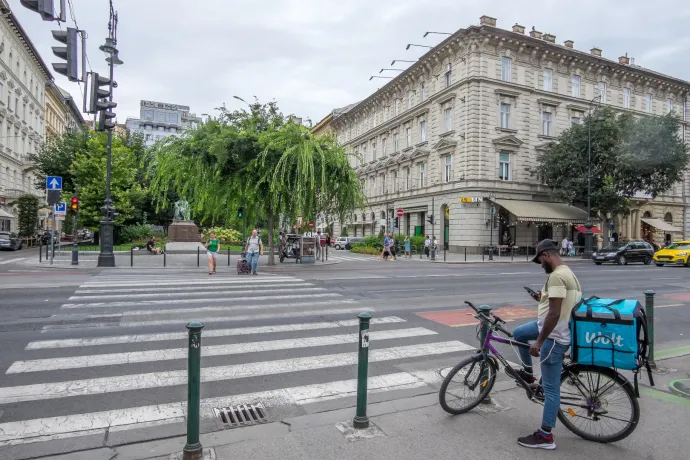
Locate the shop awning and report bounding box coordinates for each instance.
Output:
[641,218,682,233]
[492,199,589,223]
[574,225,602,234]
[0,209,16,219]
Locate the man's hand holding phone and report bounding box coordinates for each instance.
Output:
[524,286,541,301]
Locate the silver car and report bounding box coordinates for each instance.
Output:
[0,232,23,251]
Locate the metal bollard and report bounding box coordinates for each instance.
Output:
[326,245,328,261]
[197,247,200,267]
[164,250,167,267]
[527,246,530,262]
[419,245,422,259]
[511,247,514,261]
[353,312,372,429]
[183,322,204,460]
[228,248,231,266]
[644,290,656,369]
[39,240,42,263]
[131,246,134,267]
[464,246,467,262]
[477,304,493,403]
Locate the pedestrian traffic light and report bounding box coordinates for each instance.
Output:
[70,196,79,212]
[51,27,79,81]
[20,0,59,21]
[237,207,244,218]
[427,215,435,225]
[394,217,399,228]
[89,72,117,131]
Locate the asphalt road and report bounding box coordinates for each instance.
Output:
[0,255,688,459]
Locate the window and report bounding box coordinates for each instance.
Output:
[382,137,387,156]
[405,167,410,190]
[647,94,653,113]
[500,103,510,129]
[421,81,428,101]
[543,69,553,92]
[542,112,552,136]
[408,90,414,107]
[168,113,178,124]
[501,56,512,82]
[145,134,152,141]
[0,81,3,100]
[381,174,385,195]
[445,63,452,88]
[444,156,452,183]
[394,99,400,116]
[667,98,673,114]
[419,120,426,142]
[143,110,154,121]
[598,82,607,103]
[14,97,18,114]
[498,152,510,181]
[392,170,398,192]
[572,75,581,97]
[623,88,631,109]
[444,107,453,132]
[571,116,581,125]
[157,111,167,122]
[371,141,376,161]
[393,133,399,152]
[406,127,412,147]
[419,163,425,187]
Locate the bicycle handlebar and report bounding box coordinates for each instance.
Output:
[464,300,513,337]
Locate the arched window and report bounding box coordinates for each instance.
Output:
[664,212,673,223]
[643,211,652,218]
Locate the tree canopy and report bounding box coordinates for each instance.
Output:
[537,108,688,219]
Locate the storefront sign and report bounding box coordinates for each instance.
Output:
[459,197,483,203]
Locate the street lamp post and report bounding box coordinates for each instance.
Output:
[582,94,602,260]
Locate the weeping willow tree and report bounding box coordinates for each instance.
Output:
[148,99,364,265]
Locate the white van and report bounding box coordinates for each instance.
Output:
[333,237,350,250]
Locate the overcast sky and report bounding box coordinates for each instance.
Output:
[11,0,690,125]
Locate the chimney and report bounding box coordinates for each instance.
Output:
[619,53,630,65]
[591,47,602,57]
[480,15,497,26]
[543,33,556,43]
[529,27,542,39]
[512,23,525,34]
[564,40,574,48]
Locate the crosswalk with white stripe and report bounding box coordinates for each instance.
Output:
[0,272,476,450]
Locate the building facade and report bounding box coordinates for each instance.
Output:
[45,83,66,138]
[56,85,85,133]
[0,1,52,232]
[125,100,202,147]
[329,15,689,250]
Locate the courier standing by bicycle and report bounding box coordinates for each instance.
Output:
[514,239,582,450]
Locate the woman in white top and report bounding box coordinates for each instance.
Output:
[244,229,264,275]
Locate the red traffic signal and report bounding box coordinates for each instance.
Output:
[70,196,79,211]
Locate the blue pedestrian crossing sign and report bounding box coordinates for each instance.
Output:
[54,202,67,215]
[46,176,63,190]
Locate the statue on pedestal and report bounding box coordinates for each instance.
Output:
[173,199,191,221]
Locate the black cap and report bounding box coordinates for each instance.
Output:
[532,239,559,263]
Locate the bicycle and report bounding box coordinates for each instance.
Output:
[439,301,640,443]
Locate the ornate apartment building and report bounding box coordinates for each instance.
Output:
[327,15,689,250]
[0,1,52,232]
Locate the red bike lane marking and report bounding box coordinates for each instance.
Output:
[417,306,535,327]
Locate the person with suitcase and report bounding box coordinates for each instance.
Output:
[244,229,264,275]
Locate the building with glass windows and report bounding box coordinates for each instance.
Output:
[323,15,690,250]
[125,100,202,147]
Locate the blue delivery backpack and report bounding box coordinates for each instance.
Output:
[571,297,654,396]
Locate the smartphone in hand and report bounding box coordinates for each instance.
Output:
[524,286,540,301]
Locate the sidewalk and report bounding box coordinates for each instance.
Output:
[422,251,593,264]
[42,353,690,460]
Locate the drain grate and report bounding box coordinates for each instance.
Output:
[213,403,269,429]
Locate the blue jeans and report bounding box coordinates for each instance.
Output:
[512,320,569,428]
[246,251,259,273]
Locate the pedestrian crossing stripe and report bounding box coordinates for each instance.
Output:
[67,284,322,300]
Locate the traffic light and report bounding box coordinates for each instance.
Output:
[427,215,435,225]
[394,217,399,228]
[51,27,79,81]
[70,196,79,212]
[237,207,244,218]
[89,73,117,131]
[20,0,58,21]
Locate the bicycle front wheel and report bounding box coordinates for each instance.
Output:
[558,365,640,443]
[439,356,497,415]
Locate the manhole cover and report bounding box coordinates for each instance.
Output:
[213,403,269,429]
[669,379,690,398]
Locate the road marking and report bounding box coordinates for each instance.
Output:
[79,277,301,288]
[26,317,407,350]
[0,341,471,404]
[61,292,343,309]
[68,285,322,300]
[655,303,685,309]
[9,328,437,373]
[74,282,310,294]
[0,258,25,265]
[0,369,443,447]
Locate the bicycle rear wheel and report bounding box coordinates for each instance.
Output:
[558,365,639,443]
[439,356,497,415]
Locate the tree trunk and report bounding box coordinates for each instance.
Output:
[267,210,275,265]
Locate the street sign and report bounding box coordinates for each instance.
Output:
[396,208,404,217]
[47,189,62,206]
[55,202,67,216]
[46,176,63,190]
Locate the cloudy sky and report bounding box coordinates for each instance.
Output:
[12,0,690,125]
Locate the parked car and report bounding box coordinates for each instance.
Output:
[344,237,365,250]
[0,232,23,251]
[652,240,690,267]
[592,241,654,265]
[333,237,351,250]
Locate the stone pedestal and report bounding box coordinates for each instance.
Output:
[168,220,200,242]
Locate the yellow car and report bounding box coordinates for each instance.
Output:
[653,240,690,267]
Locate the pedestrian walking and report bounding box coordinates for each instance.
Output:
[404,236,411,259]
[381,234,390,260]
[316,230,322,259]
[424,236,431,258]
[388,233,397,260]
[244,229,264,275]
[561,237,569,256]
[204,231,220,275]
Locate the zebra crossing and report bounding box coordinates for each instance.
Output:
[327,253,379,262]
[0,271,476,451]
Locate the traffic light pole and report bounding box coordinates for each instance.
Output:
[430,197,436,261]
[72,190,79,266]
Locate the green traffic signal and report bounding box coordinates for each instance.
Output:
[238,207,244,218]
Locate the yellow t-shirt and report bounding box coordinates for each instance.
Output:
[538,265,582,345]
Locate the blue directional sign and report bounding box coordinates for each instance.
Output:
[46,176,63,190]
[54,202,67,215]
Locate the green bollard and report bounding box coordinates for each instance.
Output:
[478,305,493,404]
[353,312,372,429]
[644,290,656,369]
[183,322,204,460]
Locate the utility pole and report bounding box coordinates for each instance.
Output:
[71,189,79,265]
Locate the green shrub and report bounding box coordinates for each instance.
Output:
[120,223,152,243]
[410,235,426,247]
[203,227,242,244]
[350,245,381,255]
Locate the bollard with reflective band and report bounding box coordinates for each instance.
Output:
[478,305,493,404]
[183,322,204,460]
[197,247,200,267]
[644,290,656,369]
[228,248,231,266]
[353,312,372,428]
[164,250,167,267]
[130,246,134,267]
